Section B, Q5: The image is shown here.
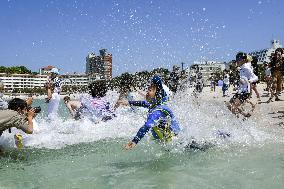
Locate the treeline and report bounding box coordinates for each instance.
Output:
[109,68,172,90]
[91,67,185,93]
[0,66,33,74]
[9,67,182,94]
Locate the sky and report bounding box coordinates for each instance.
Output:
[0,0,284,76]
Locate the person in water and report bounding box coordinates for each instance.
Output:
[0,98,36,154]
[63,96,83,120]
[45,67,64,121]
[114,73,135,110]
[118,75,181,150]
[82,80,115,122]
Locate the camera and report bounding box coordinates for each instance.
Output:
[27,106,41,113]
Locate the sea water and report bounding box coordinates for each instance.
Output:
[0,89,283,189]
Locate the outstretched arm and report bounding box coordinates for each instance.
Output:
[125,110,163,150]
[128,100,150,108]
[66,103,75,117]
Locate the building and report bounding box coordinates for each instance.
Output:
[249,39,283,63]
[190,61,226,76]
[0,73,48,92]
[189,61,227,85]
[86,49,112,80]
[0,73,89,93]
[39,65,55,75]
[61,73,89,87]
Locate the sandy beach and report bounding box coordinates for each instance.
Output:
[194,82,284,128]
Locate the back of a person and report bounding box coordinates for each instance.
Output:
[52,77,63,94]
[80,95,113,121]
[149,104,180,140]
[92,98,108,112]
[0,109,20,132]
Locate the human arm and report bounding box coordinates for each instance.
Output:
[124,110,163,150]
[25,111,34,134]
[128,100,150,108]
[114,92,128,110]
[115,99,150,111]
[66,103,75,117]
[18,109,35,134]
[26,97,33,106]
[45,81,53,102]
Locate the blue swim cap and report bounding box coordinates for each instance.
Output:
[151,75,167,103]
[50,67,59,75]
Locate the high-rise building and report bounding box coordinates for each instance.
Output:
[86,49,112,80]
[249,39,283,63]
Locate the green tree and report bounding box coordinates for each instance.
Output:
[0,66,31,74]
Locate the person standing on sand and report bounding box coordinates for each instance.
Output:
[226,76,255,118]
[222,70,230,97]
[268,48,284,102]
[250,56,261,101]
[264,63,272,96]
[235,52,259,95]
[209,73,216,92]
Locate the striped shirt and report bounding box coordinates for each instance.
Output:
[48,77,64,93]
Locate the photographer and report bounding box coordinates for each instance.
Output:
[0,98,36,138]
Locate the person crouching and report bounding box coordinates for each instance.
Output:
[0,98,36,154]
[118,75,181,150]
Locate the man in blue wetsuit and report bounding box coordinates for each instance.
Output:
[118,75,181,150]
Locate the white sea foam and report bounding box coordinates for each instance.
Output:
[0,87,282,150]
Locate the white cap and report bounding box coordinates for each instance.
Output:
[50,67,59,74]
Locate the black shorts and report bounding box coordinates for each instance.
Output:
[230,93,250,104]
[251,82,257,85]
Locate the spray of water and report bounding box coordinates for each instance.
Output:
[0,87,283,151]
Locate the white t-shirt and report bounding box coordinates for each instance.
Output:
[240,62,258,83]
[223,74,230,85]
[238,78,250,94]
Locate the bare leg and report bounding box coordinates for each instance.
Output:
[246,99,256,112]
[252,85,260,99]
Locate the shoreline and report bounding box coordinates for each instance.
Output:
[2,93,83,100]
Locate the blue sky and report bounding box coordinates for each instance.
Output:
[0,0,283,76]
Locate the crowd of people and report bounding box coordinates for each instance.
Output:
[0,70,182,153]
[0,48,283,154]
[207,48,284,118]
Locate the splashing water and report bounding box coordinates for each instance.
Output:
[1,87,284,189]
[1,87,282,151]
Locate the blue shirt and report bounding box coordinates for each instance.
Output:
[129,100,181,144]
